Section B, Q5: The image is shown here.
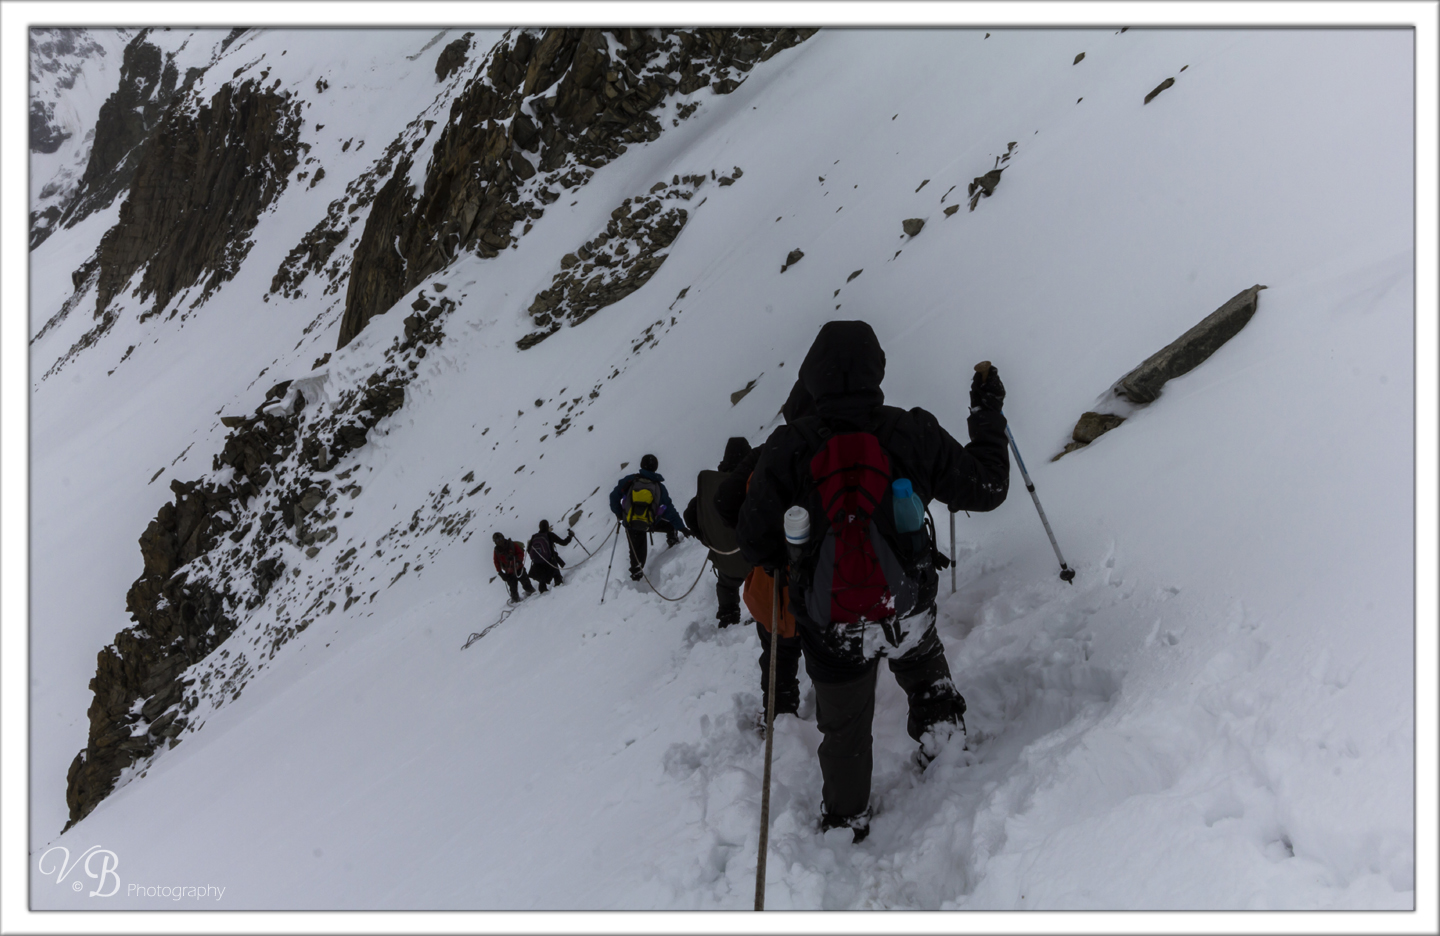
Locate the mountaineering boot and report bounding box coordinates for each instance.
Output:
[914,706,968,771]
[716,607,741,628]
[630,567,644,582]
[820,806,872,844]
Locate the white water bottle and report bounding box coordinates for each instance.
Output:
[784,506,810,563]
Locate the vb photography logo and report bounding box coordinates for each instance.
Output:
[37,845,121,897]
[37,846,226,901]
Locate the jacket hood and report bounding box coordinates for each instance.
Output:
[780,378,816,425]
[719,437,753,472]
[798,320,885,422]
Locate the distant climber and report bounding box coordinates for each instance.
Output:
[528,519,574,593]
[610,454,690,582]
[684,436,755,628]
[493,532,535,603]
[736,320,1010,843]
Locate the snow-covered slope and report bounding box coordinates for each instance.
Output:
[28,27,1416,912]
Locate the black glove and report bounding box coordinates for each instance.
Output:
[970,361,1005,413]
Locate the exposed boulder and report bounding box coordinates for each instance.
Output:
[968,167,1005,210]
[435,33,473,81]
[1116,285,1267,404]
[1053,285,1266,459]
[1071,411,1126,443]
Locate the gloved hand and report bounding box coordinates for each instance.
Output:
[970,361,1005,413]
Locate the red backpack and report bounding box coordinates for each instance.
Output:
[494,541,525,576]
[793,419,934,642]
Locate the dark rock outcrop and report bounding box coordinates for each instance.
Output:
[1116,285,1267,404]
[968,167,1005,210]
[435,33,473,81]
[29,99,70,154]
[1053,285,1266,459]
[53,31,191,241]
[517,177,699,349]
[1144,77,1175,105]
[1071,411,1126,443]
[94,78,302,318]
[65,478,244,829]
[66,287,461,827]
[338,27,817,349]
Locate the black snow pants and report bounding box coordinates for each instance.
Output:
[803,608,966,821]
[716,569,745,625]
[500,570,535,602]
[625,521,678,578]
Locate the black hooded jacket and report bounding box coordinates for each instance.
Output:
[714,379,816,528]
[735,320,1010,571]
[683,436,754,534]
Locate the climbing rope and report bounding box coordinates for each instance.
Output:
[462,606,513,650]
[640,554,711,603]
[564,524,616,570]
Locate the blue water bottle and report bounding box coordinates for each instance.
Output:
[892,479,925,533]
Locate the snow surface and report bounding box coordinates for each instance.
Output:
[19,23,1425,919]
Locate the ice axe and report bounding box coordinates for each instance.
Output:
[975,361,1076,584]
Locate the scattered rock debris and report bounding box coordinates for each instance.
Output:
[1144,77,1175,105]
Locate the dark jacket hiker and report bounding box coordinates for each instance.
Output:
[493,532,536,602]
[528,519,574,593]
[684,437,754,627]
[736,320,1010,839]
[707,385,815,719]
[610,454,690,580]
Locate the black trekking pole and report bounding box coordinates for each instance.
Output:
[754,570,782,911]
[599,521,621,604]
[1005,424,1076,583]
[949,511,957,594]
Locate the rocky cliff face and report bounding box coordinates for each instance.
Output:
[56,30,188,236]
[338,27,816,348]
[28,28,132,249]
[94,78,302,318]
[57,26,817,830]
[41,73,303,377]
[64,290,458,829]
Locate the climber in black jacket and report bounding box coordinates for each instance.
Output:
[736,319,1010,842]
[527,519,574,593]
